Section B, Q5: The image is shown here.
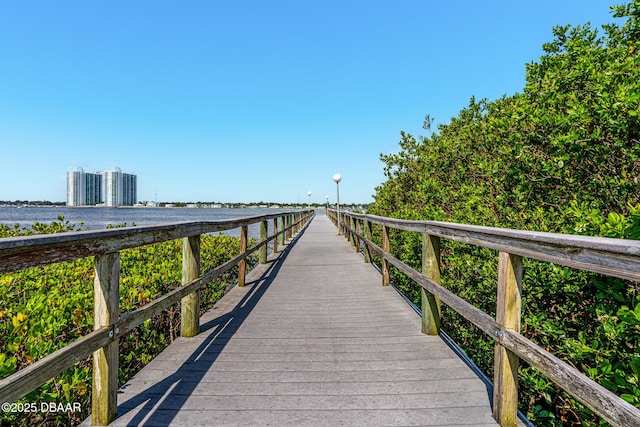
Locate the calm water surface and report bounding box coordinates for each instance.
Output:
[0,206,304,238]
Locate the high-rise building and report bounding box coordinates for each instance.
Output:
[103,170,121,207]
[67,167,137,207]
[67,169,86,206]
[122,173,137,206]
[85,172,103,205]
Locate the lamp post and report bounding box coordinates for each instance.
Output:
[307,191,312,209]
[333,173,342,235]
[325,195,329,213]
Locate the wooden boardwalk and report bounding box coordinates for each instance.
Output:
[85,214,497,426]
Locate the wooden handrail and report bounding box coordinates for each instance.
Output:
[339,212,640,282]
[0,210,314,426]
[0,212,311,274]
[328,209,640,427]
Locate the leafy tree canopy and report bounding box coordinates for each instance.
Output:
[371,0,640,239]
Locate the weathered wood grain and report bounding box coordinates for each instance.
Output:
[273,218,278,253]
[92,252,120,426]
[421,233,441,335]
[340,211,640,282]
[493,252,522,427]
[238,225,248,287]
[382,224,390,286]
[181,236,200,338]
[363,219,373,263]
[259,220,268,263]
[0,211,311,274]
[278,216,285,247]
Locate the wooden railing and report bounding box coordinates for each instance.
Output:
[328,209,640,427]
[0,210,314,426]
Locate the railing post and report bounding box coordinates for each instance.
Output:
[286,215,292,240]
[349,216,356,247]
[279,216,285,246]
[354,218,361,253]
[344,214,349,242]
[421,234,442,335]
[181,235,200,337]
[273,218,279,254]
[260,220,268,263]
[382,225,390,286]
[343,213,348,238]
[363,220,372,263]
[493,252,523,427]
[92,252,119,426]
[238,225,248,287]
[341,213,347,239]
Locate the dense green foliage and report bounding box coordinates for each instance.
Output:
[0,217,256,426]
[369,2,640,425]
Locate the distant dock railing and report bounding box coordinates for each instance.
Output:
[0,210,314,426]
[328,209,640,427]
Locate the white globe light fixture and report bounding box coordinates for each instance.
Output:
[333,174,342,234]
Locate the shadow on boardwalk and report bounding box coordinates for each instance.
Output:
[106,225,308,426]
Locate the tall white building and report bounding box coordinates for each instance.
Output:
[103,169,137,207]
[103,170,121,207]
[67,167,136,207]
[67,169,86,206]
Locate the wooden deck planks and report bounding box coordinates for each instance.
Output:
[83,214,497,426]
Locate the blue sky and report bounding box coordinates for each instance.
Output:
[0,1,619,204]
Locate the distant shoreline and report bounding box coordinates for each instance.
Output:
[0,202,366,209]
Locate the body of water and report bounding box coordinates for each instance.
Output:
[0,206,307,239]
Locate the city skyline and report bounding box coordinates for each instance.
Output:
[67,168,137,207]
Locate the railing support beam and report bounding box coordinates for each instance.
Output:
[350,216,357,248]
[493,252,523,427]
[363,220,372,263]
[238,225,248,287]
[181,235,200,337]
[260,220,268,263]
[382,225,390,286]
[421,233,442,335]
[279,216,285,247]
[92,252,119,426]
